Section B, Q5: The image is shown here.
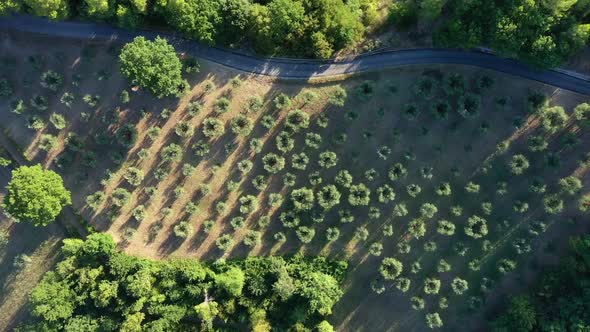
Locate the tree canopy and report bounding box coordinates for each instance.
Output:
[3,164,71,226]
[119,36,187,98]
[24,233,347,331]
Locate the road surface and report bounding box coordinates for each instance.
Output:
[1,15,590,95]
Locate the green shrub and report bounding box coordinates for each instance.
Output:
[348,183,370,206]
[202,118,225,138]
[161,143,183,162]
[285,109,310,132]
[465,215,488,239]
[40,70,63,92]
[539,106,568,132]
[175,121,195,138]
[424,278,441,295]
[230,115,254,136]
[262,153,285,174]
[296,226,316,243]
[380,259,403,282]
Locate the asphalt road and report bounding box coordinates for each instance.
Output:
[1,15,590,95]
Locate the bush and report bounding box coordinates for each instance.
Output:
[574,102,590,127]
[465,215,488,239]
[291,187,315,211]
[262,153,285,174]
[274,232,286,242]
[326,227,340,242]
[275,132,294,153]
[335,170,353,188]
[318,151,338,169]
[579,194,590,212]
[175,121,195,138]
[243,230,261,247]
[395,277,411,292]
[39,134,58,151]
[161,143,183,162]
[403,103,420,120]
[146,127,161,141]
[425,313,443,329]
[291,152,309,170]
[85,191,106,210]
[273,93,292,110]
[407,184,422,197]
[464,181,480,194]
[451,278,469,295]
[260,115,277,129]
[183,57,200,73]
[0,78,12,97]
[539,106,568,132]
[119,90,130,104]
[132,205,146,221]
[316,320,334,332]
[30,94,48,111]
[543,195,564,214]
[249,138,263,154]
[285,109,310,132]
[432,100,450,119]
[498,258,517,274]
[437,220,455,236]
[356,80,376,100]
[283,173,296,187]
[413,77,435,99]
[296,226,315,243]
[305,133,322,149]
[317,185,341,210]
[11,99,26,114]
[388,163,407,181]
[419,203,438,219]
[509,154,530,175]
[379,257,403,280]
[202,118,225,138]
[392,203,408,218]
[348,183,370,206]
[245,95,263,113]
[230,115,254,136]
[40,70,64,92]
[457,94,481,118]
[124,167,144,186]
[559,176,582,195]
[424,278,441,295]
[267,193,283,207]
[230,217,245,230]
[328,86,347,106]
[353,226,369,241]
[215,234,234,252]
[186,101,202,116]
[239,195,259,215]
[376,184,395,203]
[119,37,187,98]
[437,259,451,273]
[82,94,100,108]
[408,219,426,239]
[111,188,131,207]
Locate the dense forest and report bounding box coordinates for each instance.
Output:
[2,0,590,65]
[392,0,590,68]
[491,234,590,331]
[0,0,379,58]
[18,233,347,331]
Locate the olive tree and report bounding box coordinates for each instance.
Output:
[379,257,403,280]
